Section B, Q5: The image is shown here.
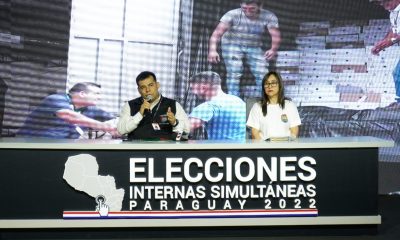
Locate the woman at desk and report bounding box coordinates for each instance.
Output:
[246,71,301,140]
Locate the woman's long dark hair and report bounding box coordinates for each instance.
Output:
[261,71,289,116]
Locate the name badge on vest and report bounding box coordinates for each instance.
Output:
[281,114,288,123]
[152,123,161,131]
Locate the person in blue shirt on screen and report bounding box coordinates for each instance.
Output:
[189,71,246,140]
[17,82,117,139]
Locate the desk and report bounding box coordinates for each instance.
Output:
[0,136,393,229]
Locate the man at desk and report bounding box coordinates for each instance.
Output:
[117,71,189,140]
[17,82,117,139]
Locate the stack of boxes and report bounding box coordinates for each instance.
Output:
[276,19,398,110]
[361,19,391,46]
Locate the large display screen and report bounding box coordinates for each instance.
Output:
[0,0,399,193]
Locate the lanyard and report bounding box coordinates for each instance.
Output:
[150,96,163,122]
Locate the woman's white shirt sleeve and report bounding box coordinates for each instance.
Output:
[287,101,301,128]
[246,102,262,130]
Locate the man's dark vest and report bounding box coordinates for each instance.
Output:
[127,96,177,140]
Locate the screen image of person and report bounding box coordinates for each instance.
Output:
[189,71,246,140]
[208,0,281,97]
[17,82,118,139]
[246,71,301,140]
[117,71,189,140]
[371,0,400,103]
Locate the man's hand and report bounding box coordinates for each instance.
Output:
[57,109,119,137]
[102,122,120,137]
[208,50,221,63]
[264,49,277,60]
[91,121,120,138]
[139,99,151,116]
[167,107,176,126]
[371,39,392,55]
[189,117,203,130]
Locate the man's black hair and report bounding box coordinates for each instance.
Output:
[241,0,262,6]
[69,82,101,94]
[136,71,157,86]
[190,71,222,85]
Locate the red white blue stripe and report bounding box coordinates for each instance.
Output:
[63,209,318,219]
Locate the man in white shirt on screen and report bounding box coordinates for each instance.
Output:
[207,0,281,97]
[371,0,400,103]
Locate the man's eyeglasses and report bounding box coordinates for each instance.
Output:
[264,82,278,88]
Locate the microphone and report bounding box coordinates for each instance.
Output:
[143,95,153,116]
[145,95,153,102]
